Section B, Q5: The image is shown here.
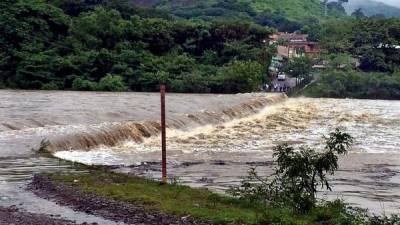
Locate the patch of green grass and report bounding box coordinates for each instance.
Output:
[47,170,360,225]
[50,171,258,224]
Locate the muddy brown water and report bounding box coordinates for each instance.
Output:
[0,90,399,220]
[0,90,284,223]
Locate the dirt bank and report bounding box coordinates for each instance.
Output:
[28,174,211,225]
[0,206,80,225]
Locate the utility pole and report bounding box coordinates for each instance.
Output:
[160,84,167,184]
[324,0,328,17]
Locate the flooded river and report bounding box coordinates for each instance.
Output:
[0,90,399,220]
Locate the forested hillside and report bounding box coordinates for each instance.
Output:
[344,0,400,18]
[303,18,400,99]
[144,0,333,20]
[131,0,347,30]
[1,0,400,98]
[0,0,274,93]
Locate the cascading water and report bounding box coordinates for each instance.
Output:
[1,90,399,216]
[55,97,400,214]
[0,90,286,222]
[47,94,286,152]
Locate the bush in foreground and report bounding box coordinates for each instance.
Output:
[229,128,353,213]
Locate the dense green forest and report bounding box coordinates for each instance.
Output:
[307,18,400,72]
[0,0,276,93]
[1,0,400,98]
[302,17,400,99]
[0,0,345,93]
[305,71,400,99]
[137,0,346,28]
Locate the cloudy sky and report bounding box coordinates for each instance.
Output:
[374,0,399,7]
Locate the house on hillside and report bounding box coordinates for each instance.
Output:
[267,32,323,92]
[269,33,321,59]
[268,32,322,73]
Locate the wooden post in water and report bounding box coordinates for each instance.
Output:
[160,84,167,184]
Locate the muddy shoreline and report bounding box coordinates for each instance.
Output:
[0,206,80,225]
[28,174,211,225]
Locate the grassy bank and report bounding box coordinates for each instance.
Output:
[45,169,378,225]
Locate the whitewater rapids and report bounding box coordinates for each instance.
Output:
[0,90,399,215]
[55,97,400,214]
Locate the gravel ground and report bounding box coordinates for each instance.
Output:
[28,174,211,225]
[0,206,79,225]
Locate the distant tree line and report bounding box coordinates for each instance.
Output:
[304,17,400,73]
[301,17,400,99]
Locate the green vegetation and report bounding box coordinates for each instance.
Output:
[284,57,312,78]
[238,0,328,21]
[314,18,400,73]
[229,129,353,213]
[49,171,261,224]
[48,129,399,224]
[345,0,400,18]
[305,71,400,99]
[46,171,396,225]
[302,17,400,99]
[0,0,350,94]
[148,0,345,21]
[1,0,400,98]
[0,0,273,93]
[135,0,347,28]
[72,74,128,91]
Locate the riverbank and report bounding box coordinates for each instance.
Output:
[29,172,210,225]
[26,168,399,225]
[0,206,78,225]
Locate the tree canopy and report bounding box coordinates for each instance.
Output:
[0,0,274,93]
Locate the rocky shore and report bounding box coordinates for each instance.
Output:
[28,174,210,225]
[0,206,80,225]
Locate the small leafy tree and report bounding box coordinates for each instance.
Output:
[284,56,312,77]
[326,53,353,71]
[217,60,264,93]
[229,128,353,213]
[72,77,97,91]
[97,74,128,92]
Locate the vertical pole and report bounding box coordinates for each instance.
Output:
[160,84,167,184]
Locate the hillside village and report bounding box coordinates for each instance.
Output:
[267,32,321,92]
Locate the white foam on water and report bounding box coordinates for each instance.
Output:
[54,98,400,166]
[47,97,400,214]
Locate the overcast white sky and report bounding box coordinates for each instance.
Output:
[375,0,399,7]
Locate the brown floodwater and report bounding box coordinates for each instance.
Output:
[0,90,283,223]
[0,90,399,218]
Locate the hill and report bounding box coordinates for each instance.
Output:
[343,0,400,18]
[238,0,328,20]
[132,0,346,22]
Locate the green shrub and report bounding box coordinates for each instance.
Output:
[41,82,60,90]
[217,60,264,93]
[96,74,128,92]
[229,128,354,213]
[71,77,97,91]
